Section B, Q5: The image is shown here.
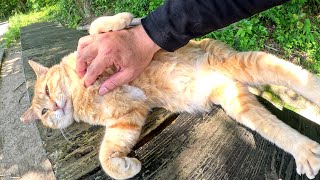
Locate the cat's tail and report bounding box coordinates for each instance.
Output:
[200,38,320,106]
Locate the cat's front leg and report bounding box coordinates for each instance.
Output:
[99,108,147,179]
[89,12,134,35]
[99,128,141,179]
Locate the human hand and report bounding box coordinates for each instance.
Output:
[76,25,160,95]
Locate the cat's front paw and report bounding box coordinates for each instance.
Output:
[100,152,141,179]
[89,12,134,35]
[293,139,320,179]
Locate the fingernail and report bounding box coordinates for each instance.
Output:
[99,87,108,95]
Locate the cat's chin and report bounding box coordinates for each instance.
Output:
[56,115,74,129]
[55,99,74,129]
[45,111,74,129]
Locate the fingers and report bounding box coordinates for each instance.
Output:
[76,35,95,77]
[99,70,133,95]
[76,41,98,78]
[76,35,93,77]
[83,51,113,87]
[77,35,94,52]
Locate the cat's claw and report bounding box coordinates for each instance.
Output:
[293,140,320,179]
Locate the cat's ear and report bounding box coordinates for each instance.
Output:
[20,107,39,123]
[28,60,49,77]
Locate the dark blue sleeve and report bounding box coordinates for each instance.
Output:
[141,0,289,52]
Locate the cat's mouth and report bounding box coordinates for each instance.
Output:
[52,99,74,129]
[56,100,68,115]
[61,106,65,114]
[61,100,68,114]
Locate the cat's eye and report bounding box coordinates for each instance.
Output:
[41,108,48,115]
[45,85,50,97]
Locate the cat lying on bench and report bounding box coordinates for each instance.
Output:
[21,13,320,179]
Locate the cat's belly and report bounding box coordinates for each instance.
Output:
[170,71,231,113]
[133,53,233,113]
[142,68,231,113]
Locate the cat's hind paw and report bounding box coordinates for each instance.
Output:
[101,154,141,179]
[89,12,134,35]
[294,140,320,179]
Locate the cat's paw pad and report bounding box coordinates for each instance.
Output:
[101,154,141,179]
[89,12,133,35]
[294,140,320,179]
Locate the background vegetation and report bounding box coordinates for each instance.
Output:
[1,0,319,73]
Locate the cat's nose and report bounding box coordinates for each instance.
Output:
[53,103,60,111]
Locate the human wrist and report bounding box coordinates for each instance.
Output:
[131,25,161,54]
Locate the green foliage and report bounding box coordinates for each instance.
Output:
[112,0,164,17]
[203,18,269,51]
[0,0,27,20]
[0,0,58,20]
[260,2,318,50]
[86,0,164,17]
[50,0,164,28]
[3,0,319,74]
[4,6,57,47]
[259,0,320,73]
[53,0,84,28]
[203,0,320,74]
[90,0,115,16]
[26,0,58,11]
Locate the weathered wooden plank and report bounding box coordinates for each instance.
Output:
[84,98,320,180]
[138,109,273,180]
[139,99,320,180]
[46,109,175,180]
[138,102,317,180]
[21,22,85,51]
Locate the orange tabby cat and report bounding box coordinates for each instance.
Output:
[21,13,320,179]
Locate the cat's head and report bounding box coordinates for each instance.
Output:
[20,60,74,129]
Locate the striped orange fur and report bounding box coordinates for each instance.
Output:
[21,13,320,179]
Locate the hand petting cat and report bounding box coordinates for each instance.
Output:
[76,25,160,95]
[76,0,288,96]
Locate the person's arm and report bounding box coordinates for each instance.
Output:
[142,0,289,52]
[77,0,289,95]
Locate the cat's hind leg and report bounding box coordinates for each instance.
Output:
[200,38,320,107]
[228,51,320,107]
[210,81,320,179]
[240,52,320,107]
[99,107,148,179]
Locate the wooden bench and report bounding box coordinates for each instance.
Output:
[21,22,320,180]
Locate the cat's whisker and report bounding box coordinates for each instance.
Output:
[60,129,73,144]
[63,128,74,138]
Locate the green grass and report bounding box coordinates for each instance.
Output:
[4,5,57,47]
